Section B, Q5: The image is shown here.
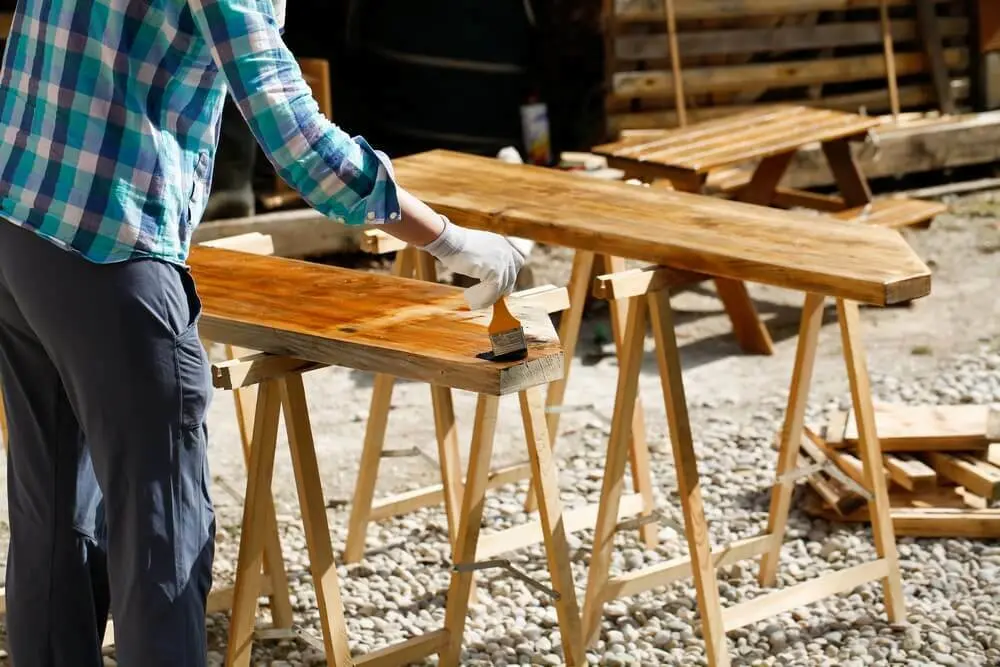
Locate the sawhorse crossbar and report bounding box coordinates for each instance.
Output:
[214,349,587,666]
[576,264,905,666]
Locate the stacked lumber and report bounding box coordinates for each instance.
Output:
[797,404,1000,538]
[605,0,972,136]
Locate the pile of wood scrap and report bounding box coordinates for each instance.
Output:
[794,403,1000,538]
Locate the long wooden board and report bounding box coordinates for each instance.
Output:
[611,48,967,100]
[614,18,969,61]
[189,247,563,396]
[827,403,1000,451]
[615,0,945,22]
[607,80,970,134]
[392,150,930,306]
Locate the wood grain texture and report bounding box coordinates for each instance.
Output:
[392,150,930,306]
[593,106,878,174]
[189,246,563,396]
[837,404,1000,450]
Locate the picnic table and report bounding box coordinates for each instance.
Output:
[590,105,944,351]
[189,245,583,666]
[387,149,931,665]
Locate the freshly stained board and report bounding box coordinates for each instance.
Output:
[392,150,931,306]
[189,247,563,396]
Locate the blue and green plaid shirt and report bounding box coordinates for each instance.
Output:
[0,0,400,265]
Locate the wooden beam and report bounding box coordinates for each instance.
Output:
[211,353,324,390]
[883,454,938,493]
[606,79,970,134]
[614,18,968,61]
[926,453,1000,501]
[828,403,1000,452]
[192,208,370,258]
[593,264,705,300]
[782,111,1000,188]
[612,49,968,100]
[616,0,942,22]
[916,0,957,114]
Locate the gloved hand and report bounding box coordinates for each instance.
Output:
[419,216,527,310]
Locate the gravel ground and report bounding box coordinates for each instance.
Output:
[1,188,999,666]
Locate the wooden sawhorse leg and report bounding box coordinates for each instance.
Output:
[441,387,584,666]
[758,296,905,618]
[225,344,294,629]
[524,251,659,548]
[221,352,582,666]
[580,267,906,666]
[345,247,464,563]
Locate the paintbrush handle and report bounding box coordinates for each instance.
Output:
[489,296,521,334]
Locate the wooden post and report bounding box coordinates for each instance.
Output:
[581,295,649,647]
[758,293,826,587]
[440,394,501,667]
[647,289,729,665]
[836,300,906,621]
[281,373,355,665]
[879,0,901,121]
[225,380,284,667]
[663,0,687,127]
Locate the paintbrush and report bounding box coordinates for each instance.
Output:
[488,296,528,361]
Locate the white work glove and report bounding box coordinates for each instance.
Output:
[420,216,527,310]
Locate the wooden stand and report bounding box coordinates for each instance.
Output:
[344,238,660,564]
[577,265,906,666]
[215,352,585,666]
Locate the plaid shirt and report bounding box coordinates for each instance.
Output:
[0,0,400,265]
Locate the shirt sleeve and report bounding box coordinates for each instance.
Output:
[186,0,400,226]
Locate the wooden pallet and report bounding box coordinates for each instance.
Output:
[797,404,1000,538]
[605,0,972,137]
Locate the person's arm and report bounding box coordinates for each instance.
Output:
[186,0,523,305]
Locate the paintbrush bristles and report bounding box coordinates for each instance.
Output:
[489,297,528,360]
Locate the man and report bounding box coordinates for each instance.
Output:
[0,1,525,665]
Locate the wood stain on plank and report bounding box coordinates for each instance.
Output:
[189,247,563,396]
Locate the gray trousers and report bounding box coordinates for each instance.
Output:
[0,221,215,666]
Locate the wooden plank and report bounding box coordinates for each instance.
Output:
[782,111,1000,188]
[616,0,939,22]
[211,353,324,390]
[835,404,1000,451]
[834,198,948,229]
[362,229,408,254]
[837,299,905,623]
[355,629,450,667]
[722,559,890,631]
[927,453,1000,501]
[803,491,1000,538]
[916,0,957,113]
[593,264,705,300]
[392,150,932,306]
[611,48,968,100]
[606,80,969,134]
[596,106,879,173]
[190,246,564,397]
[192,207,370,258]
[883,454,938,493]
[200,232,276,256]
[614,18,968,61]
